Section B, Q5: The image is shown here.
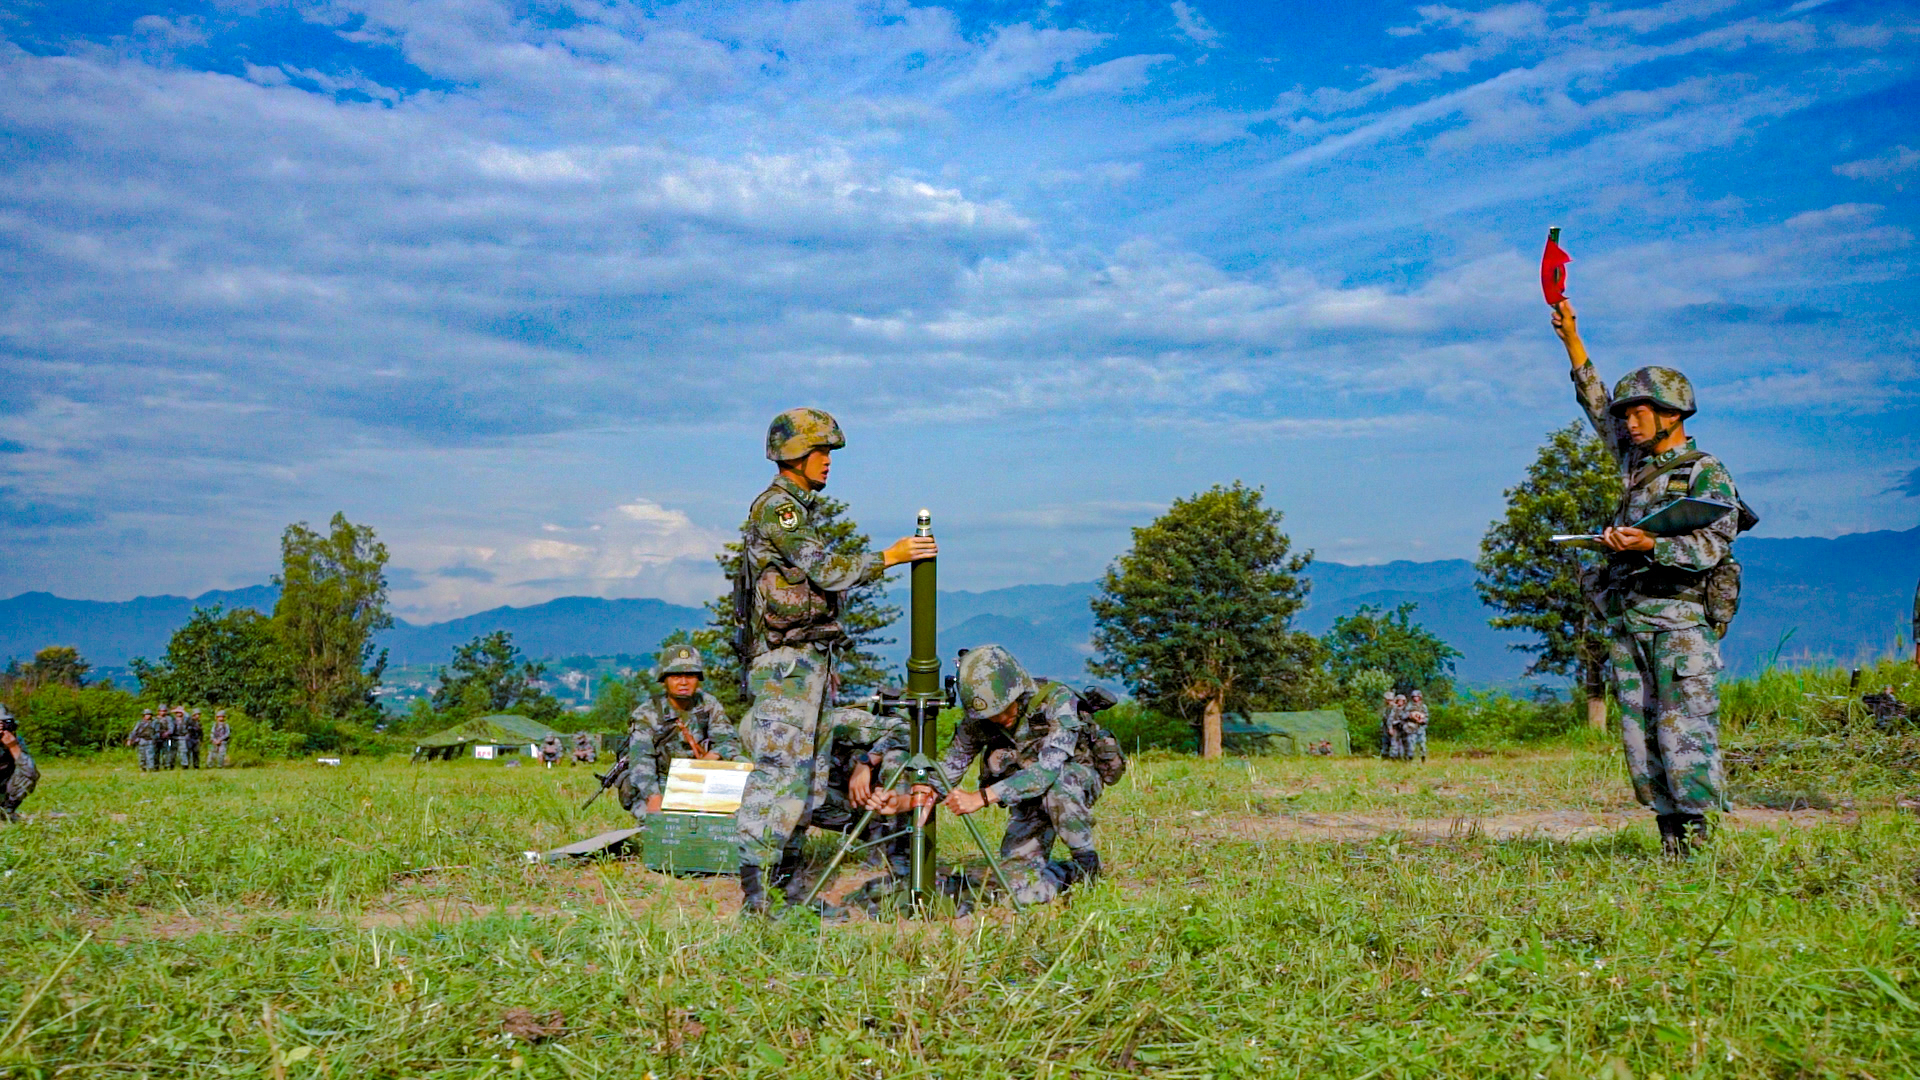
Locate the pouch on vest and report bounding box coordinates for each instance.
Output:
[755,565,842,645]
[1074,685,1129,785]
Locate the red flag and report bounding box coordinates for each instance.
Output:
[1540,226,1571,306]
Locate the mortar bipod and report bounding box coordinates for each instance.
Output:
[800,752,1024,914]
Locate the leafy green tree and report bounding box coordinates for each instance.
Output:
[129,606,300,724]
[2,646,91,692]
[10,683,141,757]
[1322,602,1462,701]
[1090,482,1319,758]
[1474,422,1622,729]
[429,631,564,723]
[706,494,901,702]
[272,512,393,723]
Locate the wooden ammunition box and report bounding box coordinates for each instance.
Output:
[642,812,738,876]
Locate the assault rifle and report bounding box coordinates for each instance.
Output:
[581,755,629,811]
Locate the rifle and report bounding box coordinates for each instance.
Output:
[581,755,629,811]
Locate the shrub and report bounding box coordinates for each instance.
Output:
[12,683,142,757]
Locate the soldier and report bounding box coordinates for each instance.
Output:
[539,734,563,768]
[0,705,38,822]
[571,731,595,766]
[182,709,203,769]
[1553,300,1746,855]
[1404,693,1429,763]
[155,706,178,770]
[775,702,915,898]
[1379,691,1397,758]
[622,645,740,823]
[732,408,936,915]
[208,710,232,768]
[127,709,159,772]
[919,644,1105,906]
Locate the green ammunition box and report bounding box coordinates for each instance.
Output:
[642,812,738,876]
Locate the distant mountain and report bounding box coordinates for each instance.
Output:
[4,527,1913,689]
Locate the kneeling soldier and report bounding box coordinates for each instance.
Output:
[934,644,1104,905]
[622,645,739,822]
[1,705,39,822]
[1553,300,1747,855]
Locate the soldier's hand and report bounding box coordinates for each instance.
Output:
[944,787,989,816]
[645,794,664,813]
[881,535,939,568]
[1601,525,1655,553]
[1551,300,1578,343]
[849,762,874,806]
[861,788,910,813]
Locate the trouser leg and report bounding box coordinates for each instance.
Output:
[735,646,829,869]
[998,763,1103,905]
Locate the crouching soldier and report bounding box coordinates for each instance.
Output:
[1553,300,1750,856]
[774,702,915,900]
[539,735,563,768]
[0,705,39,822]
[622,645,739,823]
[927,644,1107,905]
[571,731,596,766]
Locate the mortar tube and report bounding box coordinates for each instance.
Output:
[905,509,940,900]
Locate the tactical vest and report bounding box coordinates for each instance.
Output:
[1601,449,1758,634]
[744,486,844,649]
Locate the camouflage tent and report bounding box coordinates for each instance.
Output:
[1233,710,1351,756]
[411,714,566,761]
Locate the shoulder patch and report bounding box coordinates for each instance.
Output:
[776,504,800,531]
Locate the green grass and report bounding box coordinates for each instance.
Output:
[3,729,1918,1077]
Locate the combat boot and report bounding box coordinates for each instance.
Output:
[1070,849,1102,884]
[1656,814,1685,857]
[769,848,806,897]
[738,864,771,917]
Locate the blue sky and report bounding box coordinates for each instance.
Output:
[1,0,1915,621]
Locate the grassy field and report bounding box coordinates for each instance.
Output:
[3,706,1918,1077]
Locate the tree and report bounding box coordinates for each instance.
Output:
[1322,602,1462,701]
[1090,482,1319,759]
[2,646,91,692]
[128,606,299,724]
[272,512,393,722]
[429,631,564,723]
[583,629,738,732]
[705,494,901,702]
[1474,422,1622,730]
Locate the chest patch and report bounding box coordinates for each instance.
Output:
[776,504,799,531]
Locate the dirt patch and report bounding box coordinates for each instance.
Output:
[1204,805,1857,845]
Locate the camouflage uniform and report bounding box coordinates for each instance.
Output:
[1575,362,1741,826]
[128,711,159,771]
[622,690,740,822]
[571,732,595,766]
[942,646,1103,906]
[157,709,181,770]
[540,735,562,767]
[734,411,889,872]
[208,713,231,768]
[0,707,38,822]
[181,710,203,769]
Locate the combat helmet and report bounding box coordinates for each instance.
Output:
[765,408,846,463]
[1609,366,1696,419]
[658,644,705,678]
[956,644,1036,721]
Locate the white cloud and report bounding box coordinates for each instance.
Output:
[1171,2,1222,49]
[1051,54,1175,99]
[1835,144,1920,184]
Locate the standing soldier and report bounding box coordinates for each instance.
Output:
[921,644,1106,906]
[1405,691,1429,763]
[127,709,159,772]
[1552,300,1748,856]
[0,705,39,822]
[154,706,177,770]
[208,710,232,768]
[622,645,739,823]
[182,709,204,769]
[732,408,936,915]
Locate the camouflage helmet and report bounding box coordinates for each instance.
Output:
[1609,366,1696,419]
[956,644,1036,721]
[765,408,846,463]
[657,644,705,678]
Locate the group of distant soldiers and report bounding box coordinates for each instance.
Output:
[537,732,600,767]
[125,705,231,771]
[1379,689,1429,762]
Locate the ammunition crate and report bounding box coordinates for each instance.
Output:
[642,812,738,876]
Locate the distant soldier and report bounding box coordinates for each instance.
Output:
[884,644,1107,907]
[1405,691,1429,763]
[1554,300,1748,855]
[155,706,180,770]
[1380,692,1400,758]
[571,731,595,766]
[539,735,563,768]
[127,709,159,772]
[730,408,936,915]
[0,705,39,822]
[208,710,232,768]
[622,645,739,823]
[181,709,204,769]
